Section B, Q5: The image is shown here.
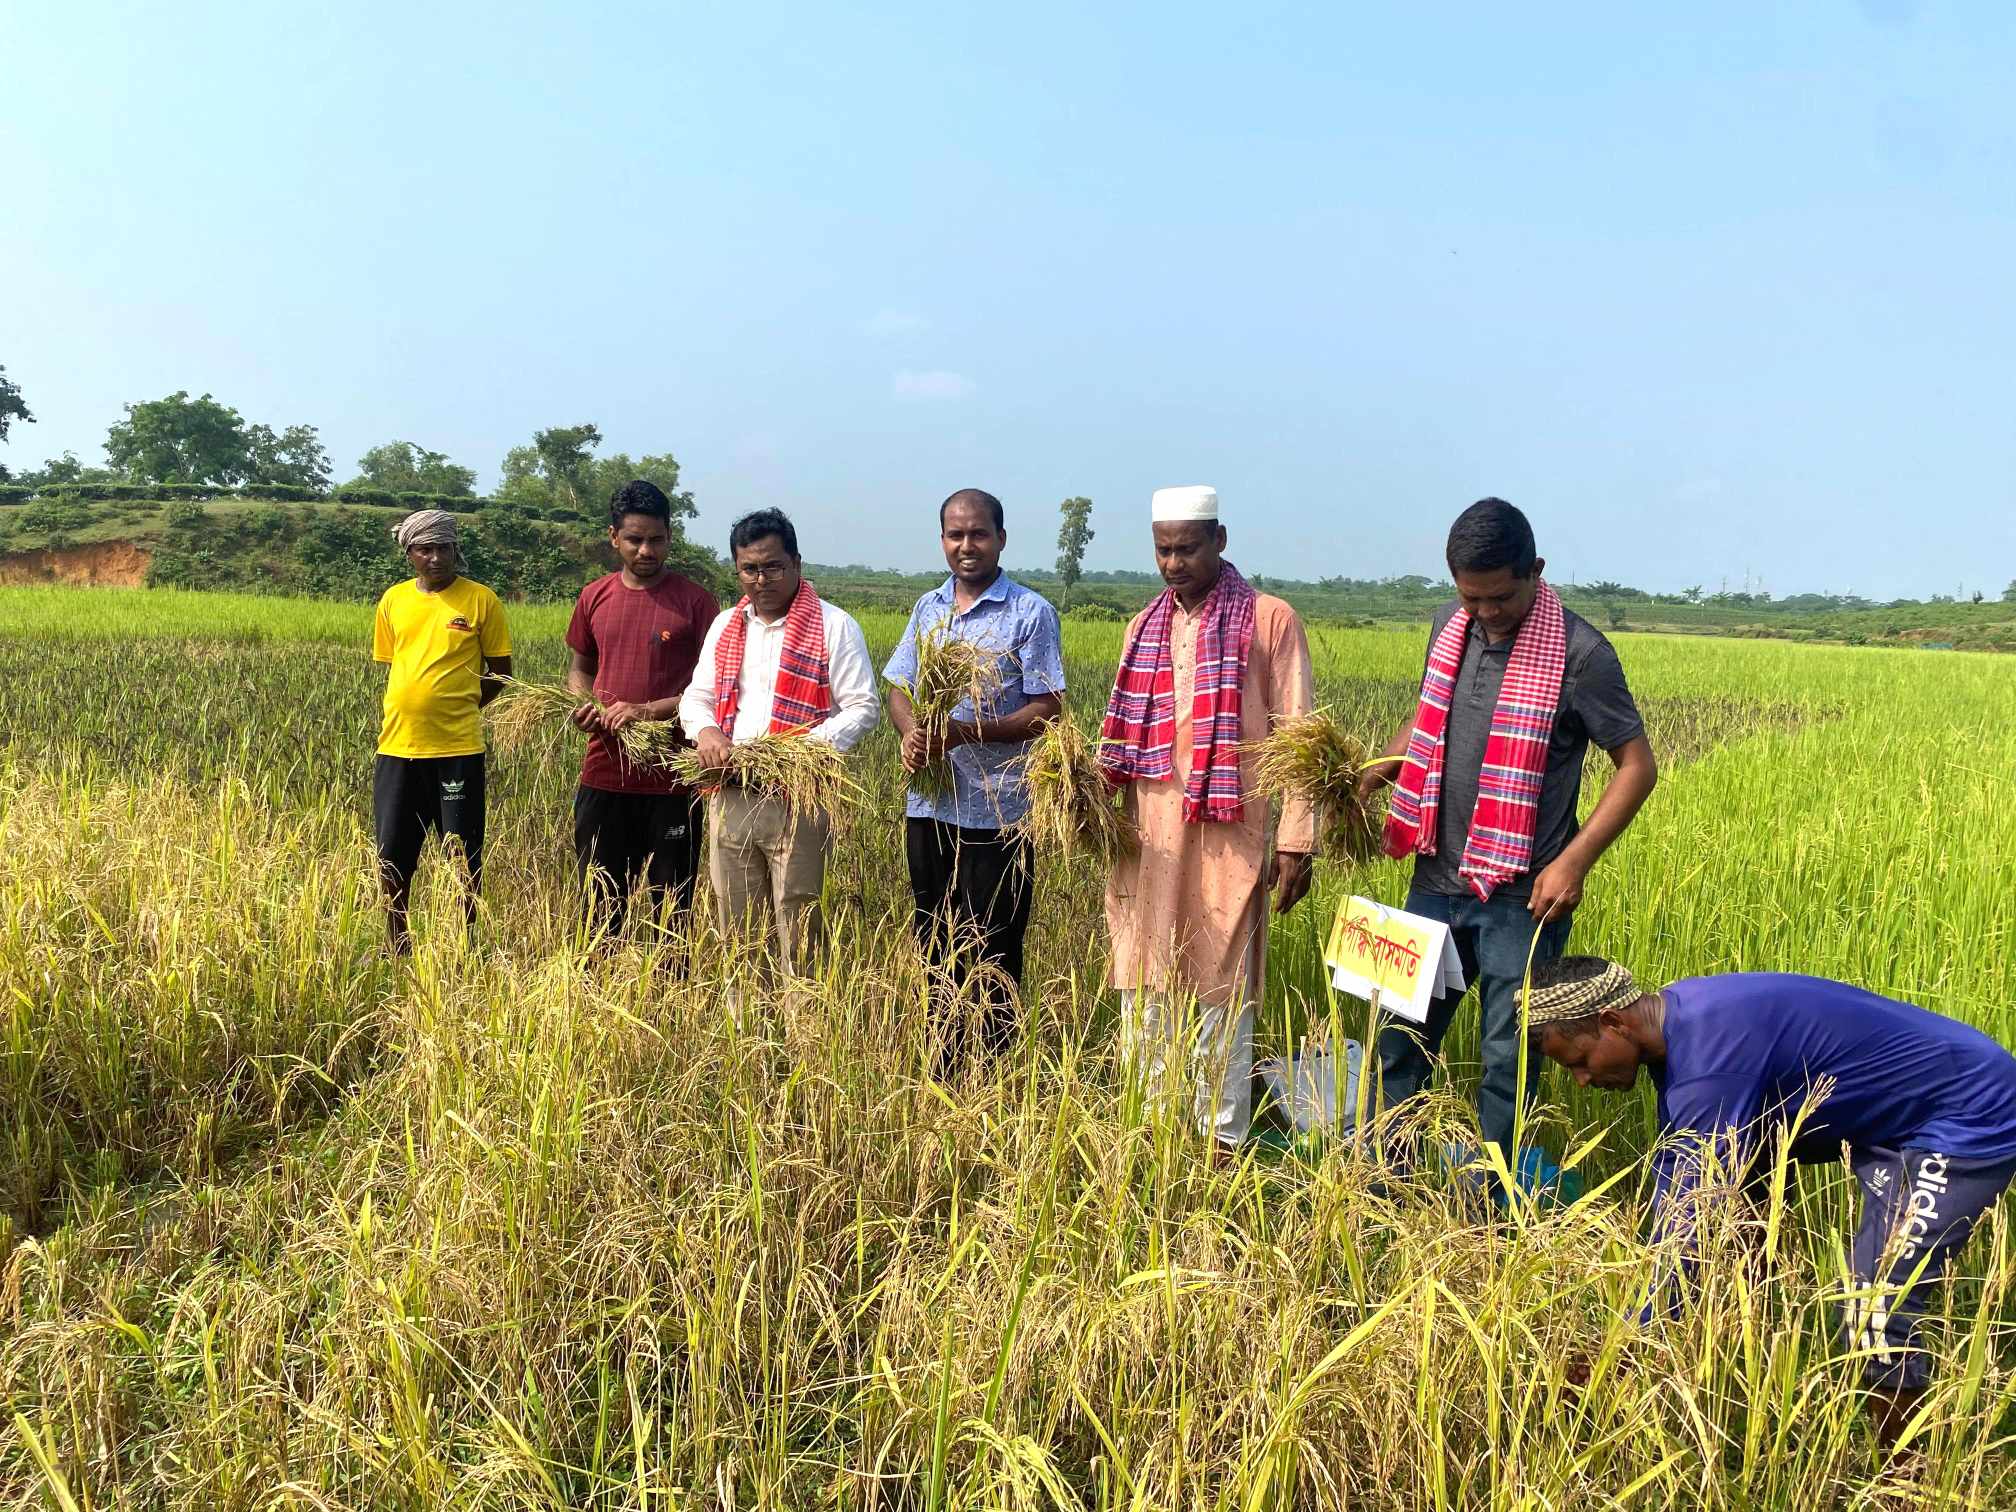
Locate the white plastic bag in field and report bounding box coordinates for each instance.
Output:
[1257,1038,1365,1135]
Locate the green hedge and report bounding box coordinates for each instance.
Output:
[37,481,229,502]
[329,486,484,510]
[136,503,731,604]
[4,481,502,509]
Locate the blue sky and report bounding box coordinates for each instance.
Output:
[3,1,2012,597]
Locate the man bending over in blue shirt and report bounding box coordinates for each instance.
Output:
[1525,955,2016,1445]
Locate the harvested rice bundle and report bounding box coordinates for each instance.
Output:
[892,626,1005,802]
[1246,711,1389,863]
[1011,715,1137,862]
[663,734,867,828]
[613,719,687,772]
[487,678,593,754]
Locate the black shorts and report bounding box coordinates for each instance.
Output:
[573,785,703,925]
[374,753,486,887]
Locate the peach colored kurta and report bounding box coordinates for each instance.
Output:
[1104,592,1316,1006]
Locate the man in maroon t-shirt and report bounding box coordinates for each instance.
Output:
[565,480,720,935]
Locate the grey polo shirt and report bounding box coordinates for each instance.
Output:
[1412,601,1646,900]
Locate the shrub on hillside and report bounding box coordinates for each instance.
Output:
[17,500,92,535]
[391,490,480,511]
[329,487,483,512]
[0,485,31,506]
[142,498,618,602]
[330,486,401,508]
[243,505,292,542]
[32,481,233,504]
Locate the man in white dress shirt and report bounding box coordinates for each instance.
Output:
[679,509,879,971]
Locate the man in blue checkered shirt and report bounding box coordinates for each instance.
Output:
[885,488,1066,1075]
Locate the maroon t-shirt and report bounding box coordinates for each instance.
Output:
[565,571,719,792]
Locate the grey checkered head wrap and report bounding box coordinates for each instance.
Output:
[1525,959,1640,1028]
[393,509,459,550]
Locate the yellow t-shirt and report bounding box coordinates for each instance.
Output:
[373,577,512,757]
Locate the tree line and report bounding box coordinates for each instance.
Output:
[0,366,695,529]
[4,361,2010,614]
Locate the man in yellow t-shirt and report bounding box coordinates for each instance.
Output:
[372,510,512,953]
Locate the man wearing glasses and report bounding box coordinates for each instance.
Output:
[678,508,878,973]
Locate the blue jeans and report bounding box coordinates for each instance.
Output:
[1374,886,1573,1162]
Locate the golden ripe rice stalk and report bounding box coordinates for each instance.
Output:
[488,677,594,754]
[897,626,1006,802]
[1247,711,1386,862]
[1011,715,1137,862]
[615,719,687,771]
[663,734,867,826]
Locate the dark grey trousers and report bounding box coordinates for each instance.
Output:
[1847,1145,2016,1391]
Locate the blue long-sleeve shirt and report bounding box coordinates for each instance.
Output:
[1639,973,2016,1312]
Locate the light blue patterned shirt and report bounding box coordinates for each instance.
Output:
[883,573,1066,830]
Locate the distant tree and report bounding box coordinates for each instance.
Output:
[1682,585,1703,603]
[1972,589,1986,605]
[586,450,695,524]
[2004,580,2016,603]
[522,423,604,513]
[105,391,253,485]
[0,363,32,481]
[18,452,119,489]
[497,425,601,512]
[245,422,331,493]
[1055,495,1095,606]
[498,424,698,525]
[351,440,478,497]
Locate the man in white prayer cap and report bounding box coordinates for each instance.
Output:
[1097,485,1317,1155]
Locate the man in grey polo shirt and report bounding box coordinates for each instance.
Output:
[1359,498,1658,1164]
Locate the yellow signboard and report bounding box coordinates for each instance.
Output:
[1324,895,1464,1023]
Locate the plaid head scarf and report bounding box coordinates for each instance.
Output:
[1524,959,1641,1029]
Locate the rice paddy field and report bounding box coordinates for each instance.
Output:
[3,579,2014,1508]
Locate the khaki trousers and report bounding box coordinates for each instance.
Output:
[708,788,830,973]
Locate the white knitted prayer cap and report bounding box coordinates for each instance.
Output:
[1150,485,1219,522]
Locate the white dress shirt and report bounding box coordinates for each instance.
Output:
[679,597,880,753]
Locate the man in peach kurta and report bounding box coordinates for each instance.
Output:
[1100,485,1317,1148]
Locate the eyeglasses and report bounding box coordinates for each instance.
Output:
[737,562,792,582]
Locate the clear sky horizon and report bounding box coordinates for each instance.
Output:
[4,1,2012,599]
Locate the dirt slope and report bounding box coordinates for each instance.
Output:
[0,541,151,587]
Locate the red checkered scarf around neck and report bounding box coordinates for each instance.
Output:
[1382,579,1568,900]
[713,578,832,736]
[1097,562,1257,823]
